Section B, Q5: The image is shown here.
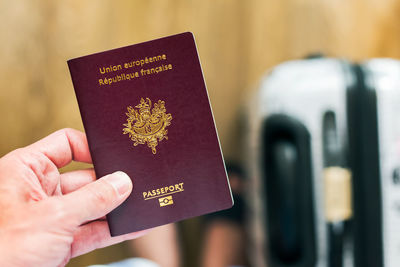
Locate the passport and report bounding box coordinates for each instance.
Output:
[67,32,233,236]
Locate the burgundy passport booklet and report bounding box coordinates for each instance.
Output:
[67,32,233,236]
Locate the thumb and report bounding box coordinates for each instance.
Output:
[61,171,132,224]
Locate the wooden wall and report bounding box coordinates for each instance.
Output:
[1,0,400,266]
[1,0,400,160]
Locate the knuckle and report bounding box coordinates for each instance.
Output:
[55,128,75,143]
[47,199,79,229]
[50,199,68,220]
[88,180,116,207]
[59,127,82,138]
[39,199,69,225]
[58,127,72,135]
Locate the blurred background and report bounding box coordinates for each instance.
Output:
[1,0,400,267]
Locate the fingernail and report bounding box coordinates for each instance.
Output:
[105,171,132,196]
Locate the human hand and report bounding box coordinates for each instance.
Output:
[0,128,146,267]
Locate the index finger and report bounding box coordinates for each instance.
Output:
[27,128,92,168]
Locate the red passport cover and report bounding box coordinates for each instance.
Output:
[67,32,233,236]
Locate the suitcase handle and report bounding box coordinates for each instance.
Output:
[262,115,316,267]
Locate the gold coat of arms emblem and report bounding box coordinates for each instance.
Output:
[123,98,172,154]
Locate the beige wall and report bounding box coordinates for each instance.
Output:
[1,1,400,266]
